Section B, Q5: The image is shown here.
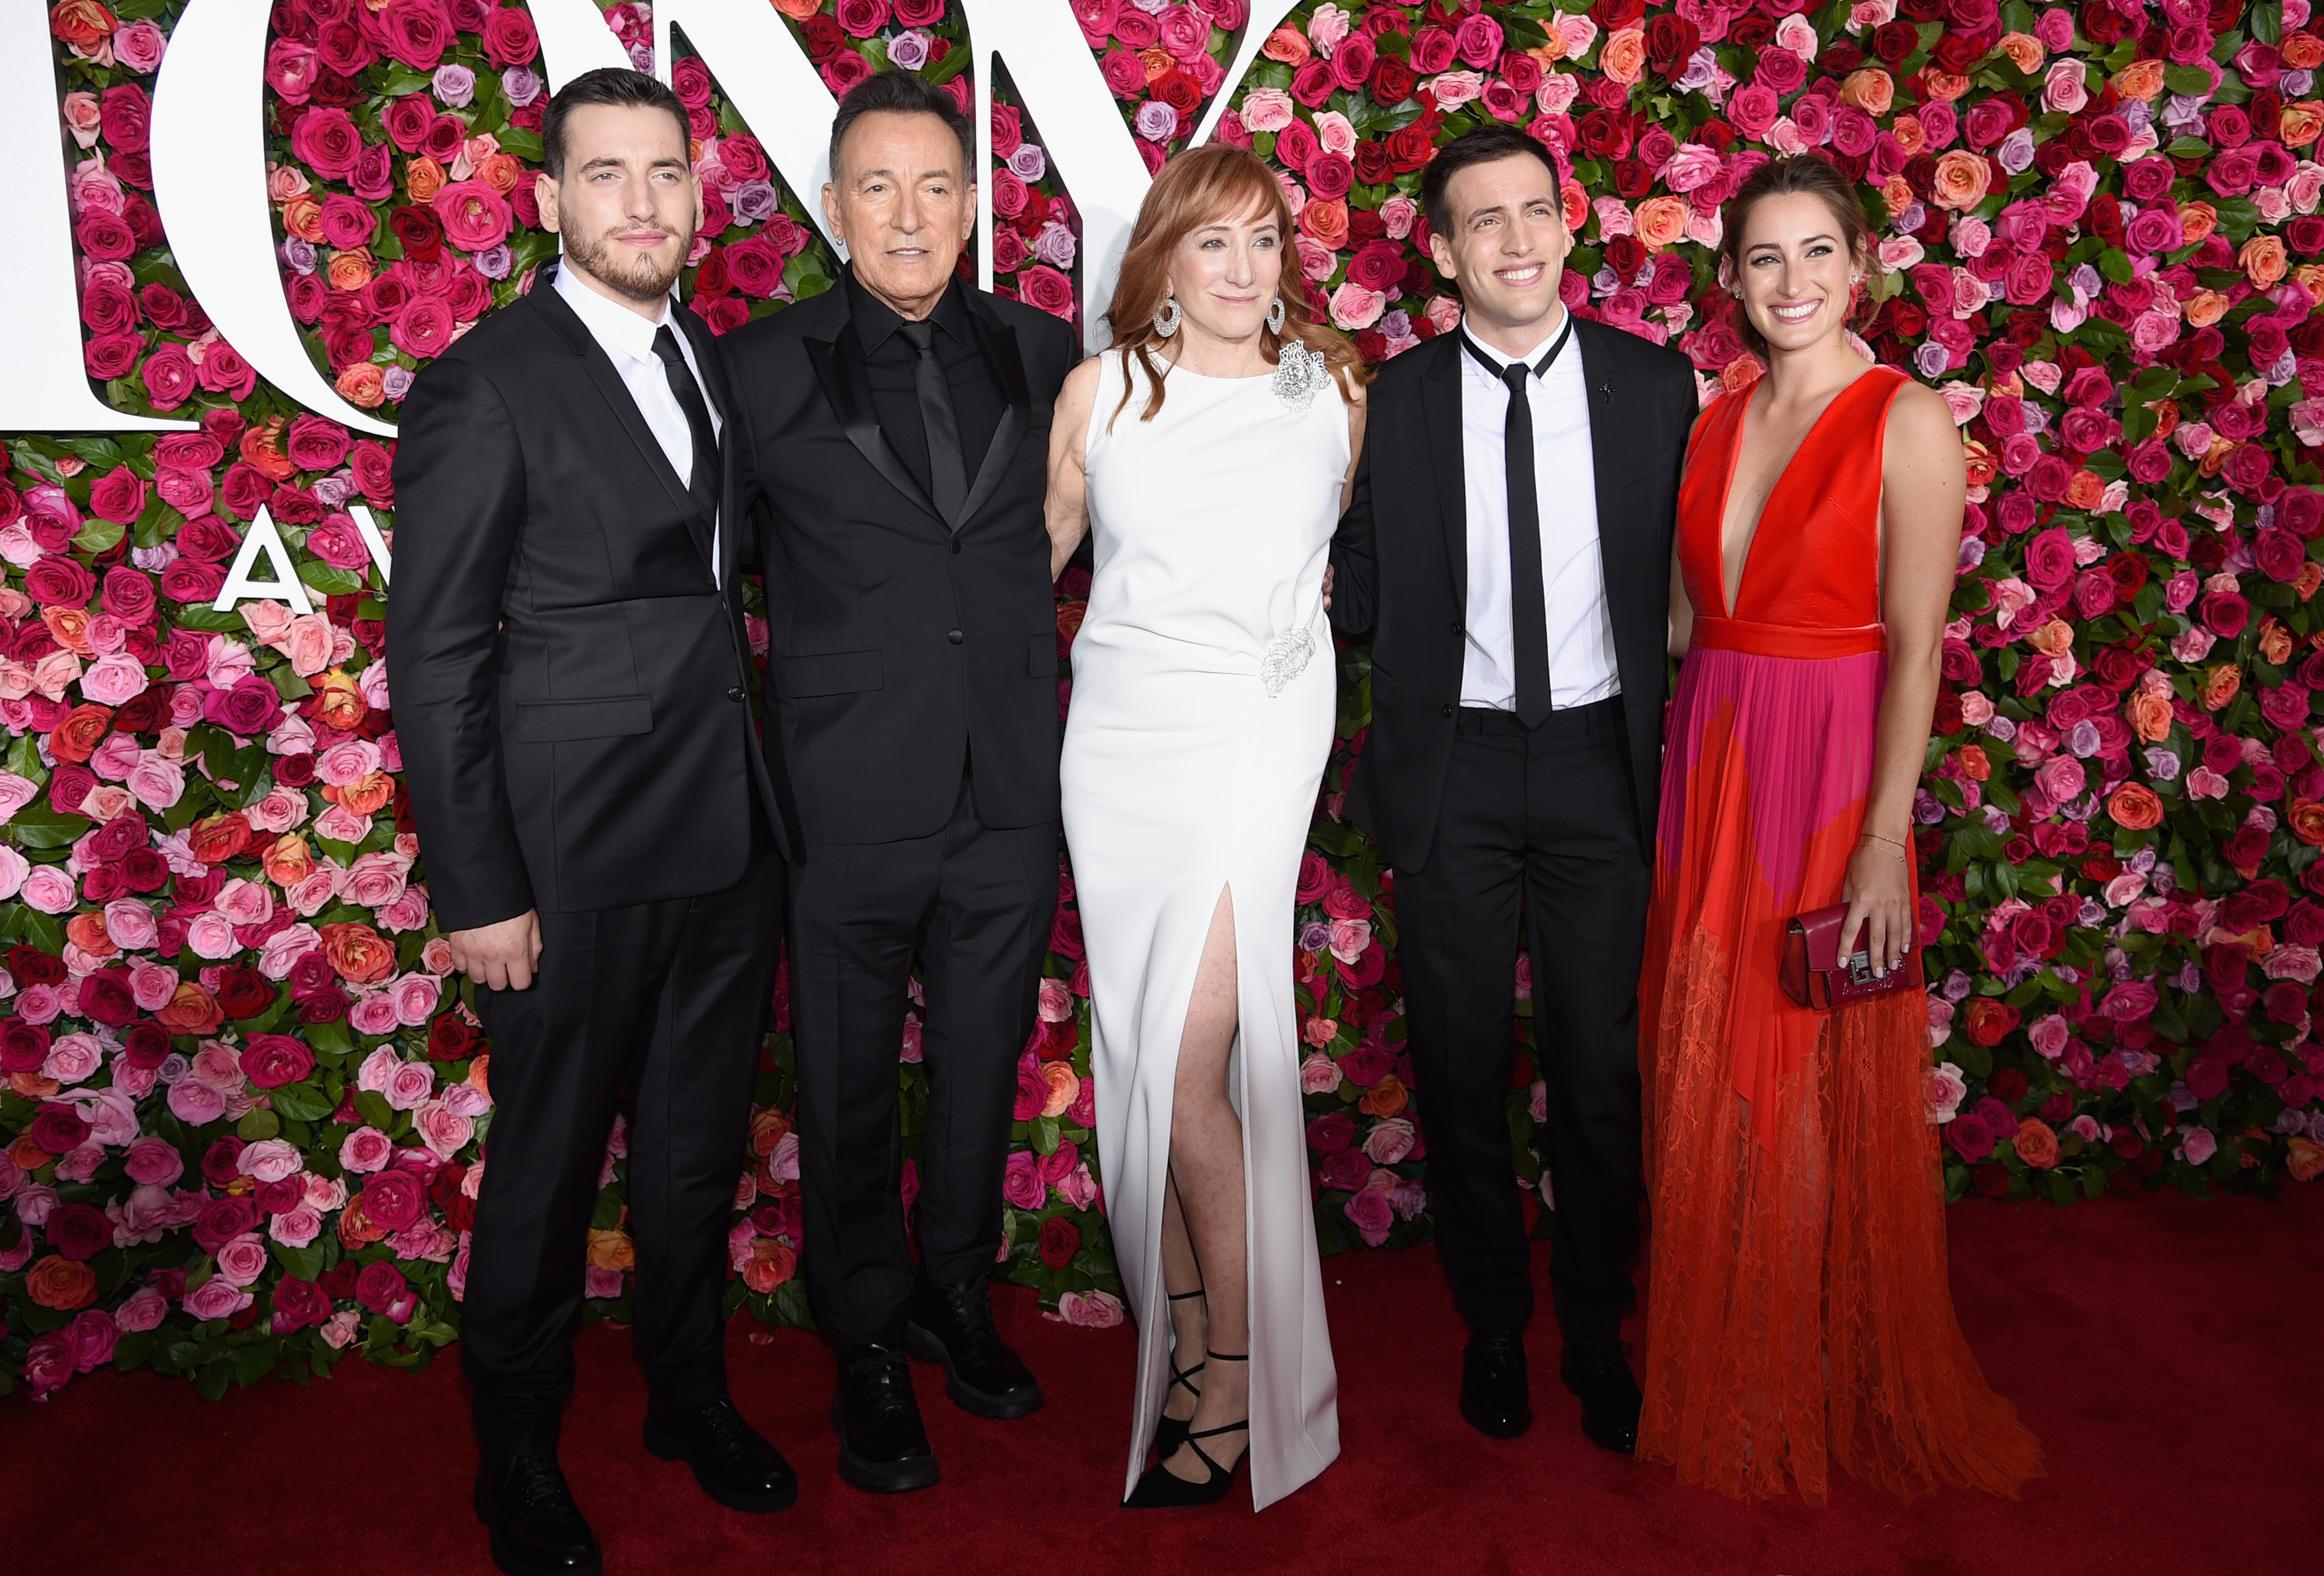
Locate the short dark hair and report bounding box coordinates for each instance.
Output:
[541,67,689,181]
[828,68,974,184]
[1419,125,1563,239]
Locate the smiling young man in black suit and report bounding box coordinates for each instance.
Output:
[722,70,1078,1494]
[390,67,802,1576]
[1329,125,1697,1458]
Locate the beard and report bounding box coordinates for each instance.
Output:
[558,203,693,303]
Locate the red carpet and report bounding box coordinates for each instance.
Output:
[6,1186,2321,1576]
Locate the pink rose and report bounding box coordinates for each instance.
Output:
[236,1138,304,1183]
[167,1076,227,1127]
[184,1276,255,1323]
[391,972,441,1027]
[77,653,148,706]
[102,898,157,951]
[214,1232,271,1286]
[213,877,275,928]
[1002,1150,1047,1210]
[270,1204,325,1249]
[339,1125,394,1173]
[1342,1189,1393,1245]
[383,1059,436,1111]
[342,848,407,905]
[348,992,404,1037]
[114,1285,169,1332]
[1362,1118,1417,1166]
[414,1100,474,1159]
[123,1136,184,1186]
[1056,1290,1124,1328]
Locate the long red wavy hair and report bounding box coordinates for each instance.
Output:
[1105,142,1371,427]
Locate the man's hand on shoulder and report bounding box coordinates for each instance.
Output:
[445,911,543,992]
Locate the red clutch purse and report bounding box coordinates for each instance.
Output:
[1779,902,1925,1010]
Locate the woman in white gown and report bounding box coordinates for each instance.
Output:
[1044,144,1369,1511]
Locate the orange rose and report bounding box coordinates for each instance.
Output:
[336,363,387,410]
[750,1107,792,1155]
[50,0,117,53]
[1922,67,1971,101]
[1038,1061,1079,1119]
[473,151,524,195]
[2259,619,2294,666]
[326,249,374,293]
[263,833,314,888]
[1961,438,1997,487]
[1562,180,1590,234]
[65,913,117,959]
[1997,33,2044,74]
[335,769,396,817]
[1600,27,1647,86]
[2202,663,2242,710]
[2112,59,2167,101]
[321,921,397,985]
[1954,744,1991,782]
[741,1238,797,1293]
[2240,235,2288,290]
[1634,196,1690,251]
[2147,398,2180,442]
[2288,798,2324,846]
[1719,355,1763,394]
[2064,469,2106,510]
[339,1193,388,1248]
[1359,1073,1409,1118]
[2278,102,2322,149]
[1930,150,1992,211]
[587,1228,636,1273]
[2126,691,2174,743]
[48,702,115,764]
[1260,23,1310,65]
[43,606,93,656]
[2178,201,2219,245]
[241,417,295,480]
[156,980,223,1037]
[772,0,820,18]
[1840,67,1894,115]
[2288,1136,2324,1183]
[187,812,252,865]
[2013,1118,2061,1169]
[281,192,325,244]
[1531,36,1568,65]
[1881,173,1915,219]
[310,671,368,731]
[404,155,447,205]
[2184,290,2230,328]
[2107,783,2164,830]
[2298,562,2324,603]
[10,1134,54,1171]
[1890,115,1927,157]
[1298,197,1348,249]
[25,1254,98,1312]
[2284,32,2324,70]
[2028,619,2075,658]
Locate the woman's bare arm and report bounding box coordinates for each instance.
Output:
[1046,357,1101,580]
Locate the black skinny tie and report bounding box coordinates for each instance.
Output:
[650,324,720,513]
[898,318,968,525]
[1463,322,1570,729]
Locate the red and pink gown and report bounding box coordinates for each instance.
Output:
[1637,366,2042,1505]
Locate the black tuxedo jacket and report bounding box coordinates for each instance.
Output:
[1329,317,1697,871]
[387,264,798,933]
[724,275,1079,846]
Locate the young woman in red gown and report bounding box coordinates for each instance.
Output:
[1638,156,2044,1505]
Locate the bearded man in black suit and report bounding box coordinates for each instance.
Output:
[723,70,1078,1494]
[391,67,801,1576]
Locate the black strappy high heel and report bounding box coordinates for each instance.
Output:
[1153,1289,1206,1461]
[1123,1351,1249,1509]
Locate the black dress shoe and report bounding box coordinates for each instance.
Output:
[644,1396,799,1512]
[1459,1330,1532,1439]
[472,1454,602,1576]
[904,1272,1044,1420]
[1560,1340,1642,1454]
[831,1342,940,1493]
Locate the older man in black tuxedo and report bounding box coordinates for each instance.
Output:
[391,68,800,1576]
[724,70,1078,1495]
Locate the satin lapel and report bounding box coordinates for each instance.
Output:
[957,300,1029,533]
[1575,320,1624,592]
[803,321,944,524]
[1420,332,1467,610]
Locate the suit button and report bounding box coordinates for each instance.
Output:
[1442,703,1455,719]
[951,537,962,555]
[1450,621,1463,634]
[726,685,744,702]
[947,629,964,644]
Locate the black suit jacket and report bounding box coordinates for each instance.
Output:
[1329,317,1697,871]
[387,264,797,932]
[724,273,1079,846]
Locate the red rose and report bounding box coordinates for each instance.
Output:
[79,969,137,1027]
[122,1021,171,1069]
[379,0,452,70]
[272,1278,332,1333]
[1370,57,1416,105]
[28,1104,92,1156]
[1037,1215,1081,1269]
[360,1169,428,1233]
[46,1202,114,1262]
[1963,997,2020,1048]
[0,1019,50,1074]
[428,1014,480,1062]
[481,5,538,67]
[23,555,95,608]
[355,1260,414,1320]
[1016,264,1076,321]
[192,1196,260,1255]
[47,703,115,765]
[186,812,253,866]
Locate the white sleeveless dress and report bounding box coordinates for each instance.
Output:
[1063,347,1346,1509]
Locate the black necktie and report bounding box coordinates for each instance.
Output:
[650,323,720,513]
[1463,320,1571,729]
[897,318,968,526]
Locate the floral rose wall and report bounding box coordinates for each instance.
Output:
[4,0,2321,1403]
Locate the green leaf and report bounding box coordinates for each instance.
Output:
[298,561,366,597]
[267,1081,336,1123]
[2164,64,2214,98]
[2097,248,2135,287]
[495,128,544,163]
[72,517,128,554]
[5,805,94,849]
[353,1089,395,1131]
[2164,136,2214,160]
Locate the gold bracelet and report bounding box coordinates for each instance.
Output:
[1858,835,1907,862]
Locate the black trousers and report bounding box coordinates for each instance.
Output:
[788,773,1055,1346]
[1394,700,1648,1345]
[462,833,781,1458]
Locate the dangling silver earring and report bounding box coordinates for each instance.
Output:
[1267,296,1286,335]
[1153,297,1181,338]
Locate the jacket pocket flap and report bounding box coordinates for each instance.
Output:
[512,695,652,742]
[1625,445,1680,487]
[1029,633,1057,677]
[782,648,882,698]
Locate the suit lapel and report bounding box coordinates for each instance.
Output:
[676,307,739,586]
[1420,331,1467,611]
[1573,320,1624,594]
[956,297,1029,533]
[804,320,944,525]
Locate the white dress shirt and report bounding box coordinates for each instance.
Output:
[1456,306,1618,711]
[553,259,722,586]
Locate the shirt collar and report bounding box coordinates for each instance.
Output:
[553,256,672,366]
[1457,303,1570,375]
[846,263,970,356]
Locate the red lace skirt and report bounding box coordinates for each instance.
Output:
[1637,643,2043,1504]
